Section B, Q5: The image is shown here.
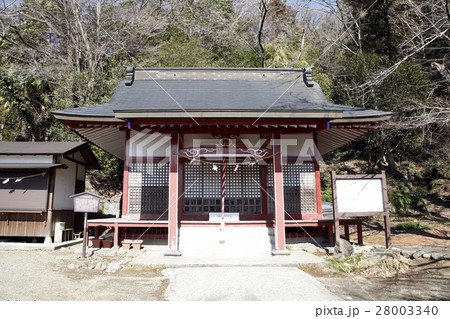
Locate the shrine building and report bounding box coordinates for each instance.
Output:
[53,67,390,256]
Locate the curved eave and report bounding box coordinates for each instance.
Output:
[53,113,122,123]
[331,115,391,123]
[113,110,344,119]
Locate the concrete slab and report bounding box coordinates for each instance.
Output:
[162,266,342,301]
[0,238,85,251]
[130,247,326,267]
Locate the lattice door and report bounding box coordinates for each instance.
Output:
[183,162,262,215]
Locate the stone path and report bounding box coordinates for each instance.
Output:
[162,266,342,301]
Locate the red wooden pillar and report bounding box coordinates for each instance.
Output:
[121,129,130,218]
[165,133,181,256]
[114,223,119,247]
[260,164,268,220]
[272,133,289,255]
[313,132,323,218]
[344,225,350,240]
[357,222,363,245]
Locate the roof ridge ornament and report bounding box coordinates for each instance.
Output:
[303,67,314,87]
[125,66,135,86]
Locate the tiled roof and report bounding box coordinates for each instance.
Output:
[53,68,390,120]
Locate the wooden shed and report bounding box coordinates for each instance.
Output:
[0,142,99,243]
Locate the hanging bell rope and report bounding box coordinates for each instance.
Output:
[220,157,226,231]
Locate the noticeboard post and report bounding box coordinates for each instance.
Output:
[331,171,391,249]
[70,192,103,258]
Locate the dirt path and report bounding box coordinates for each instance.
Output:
[303,259,450,301]
[0,249,167,301]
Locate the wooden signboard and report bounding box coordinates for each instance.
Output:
[70,192,103,258]
[331,171,391,248]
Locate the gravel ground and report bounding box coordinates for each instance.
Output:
[0,242,449,301]
[0,247,167,301]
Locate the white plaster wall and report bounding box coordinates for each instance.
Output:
[239,134,264,148]
[53,158,76,210]
[183,134,265,148]
[183,134,216,148]
[280,134,315,157]
[0,155,53,164]
[128,130,171,157]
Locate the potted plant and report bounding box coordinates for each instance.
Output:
[102,239,113,248]
[91,238,102,248]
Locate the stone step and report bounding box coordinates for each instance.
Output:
[179,226,275,256]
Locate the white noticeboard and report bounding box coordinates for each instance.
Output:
[335,179,384,213]
[209,212,240,222]
[331,171,391,249]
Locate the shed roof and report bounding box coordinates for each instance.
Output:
[0,163,67,170]
[0,142,100,169]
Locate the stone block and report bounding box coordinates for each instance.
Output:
[165,250,182,257]
[271,249,290,256]
[431,253,444,260]
[412,251,425,259]
[334,238,354,259]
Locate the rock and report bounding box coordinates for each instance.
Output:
[334,238,354,259]
[353,245,374,255]
[431,253,444,260]
[297,243,322,254]
[369,248,396,260]
[412,251,425,259]
[68,263,80,270]
[422,253,431,259]
[401,250,414,258]
[106,263,121,273]
[94,262,108,270]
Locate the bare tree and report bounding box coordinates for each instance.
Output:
[0,0,172,74]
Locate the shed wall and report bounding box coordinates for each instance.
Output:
[53,158,76,210]
[0,212,47,237]
[0,173,49,212]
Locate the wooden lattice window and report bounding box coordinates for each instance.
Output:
[266,162,317,215]
[128,163,169,214]
[298,163,317,214]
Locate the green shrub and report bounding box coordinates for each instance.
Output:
[391,222,431,231]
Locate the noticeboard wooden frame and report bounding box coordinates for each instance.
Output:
[331,171,391,248]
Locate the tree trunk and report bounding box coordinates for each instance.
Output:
[385,140,397,173]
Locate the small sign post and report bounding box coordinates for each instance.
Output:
[70,192,103,258]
